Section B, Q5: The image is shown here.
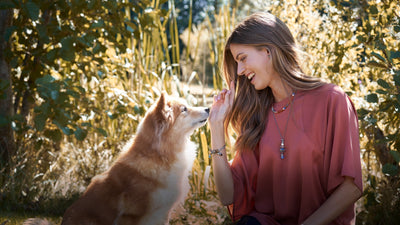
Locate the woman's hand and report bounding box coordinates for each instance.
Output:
[209,81,236,130]
[209,81,236,206]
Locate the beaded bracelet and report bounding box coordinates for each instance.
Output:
[209,145,225,157]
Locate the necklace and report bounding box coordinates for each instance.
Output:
[271,93,295,159]
[271,92,295,114]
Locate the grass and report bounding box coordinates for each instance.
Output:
[0,212,61,225]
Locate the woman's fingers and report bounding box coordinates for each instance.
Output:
[213,89,228,104]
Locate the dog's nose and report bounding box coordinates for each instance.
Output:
[205,108,210,114]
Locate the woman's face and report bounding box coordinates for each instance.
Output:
[230,43,279,91]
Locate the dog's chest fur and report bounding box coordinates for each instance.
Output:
[137,139,196,225]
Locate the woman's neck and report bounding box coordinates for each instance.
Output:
[271,80,293,102]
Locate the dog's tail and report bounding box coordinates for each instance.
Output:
[22,218,54,225]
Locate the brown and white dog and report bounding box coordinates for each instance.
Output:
[25,93,209,225]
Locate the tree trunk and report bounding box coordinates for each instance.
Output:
[0,9,15,168]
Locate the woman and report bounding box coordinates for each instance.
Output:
[209,12,362,225]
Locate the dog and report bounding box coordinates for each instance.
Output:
[24,93,209,225]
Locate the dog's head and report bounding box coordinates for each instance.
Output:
[153,93,209,135]
[139,93,209,144]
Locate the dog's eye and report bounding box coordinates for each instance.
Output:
[181,106,187,112]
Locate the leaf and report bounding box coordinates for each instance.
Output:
[93,43,102,54]
[366,61,387,69]
[60,126,73,135]
[96,127,108,137]
[106,111,118,119]
[34,113,47,131]
[74,127,87,141]
[382,163,398,176]
[394,73,400,86]
[35,75,55,85]
[77,36,90,47]
[60,48,75,61]
[375,39,386,51]
[371,52,386,62]
[133,105,144,115]
[0,2,16,9]
[60,36,76,61]
[0,78,10,90]
[61,36,74,48]
[36,24,50,44]
[83,33,97,46]
[66,90,80,99]
[125,20,137,32]
[357,108,370,119]
[90,19,105,29]
[81,122,92,127]
[44,129,62,142]
[366,93,378,103]
[369,5,378,14]
[376,89,387,95]
[37,102,51,116]
[389,51,400,60]
[51,90,60,100]
[377,79,390,89]
[46,49,58,62]
[390,151,400,163]
[25,1,40,21]
[340,1,351,7]
[0,116,9,127]
[4,26,17,41]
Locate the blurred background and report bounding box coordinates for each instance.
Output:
[0,0,399,224]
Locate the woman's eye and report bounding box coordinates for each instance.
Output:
[181,106,187,112]
[240,56,246,62]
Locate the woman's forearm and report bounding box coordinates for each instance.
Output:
[210,124,234,206]
[302,177,362,225]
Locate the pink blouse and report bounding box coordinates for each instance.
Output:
[228,84,363,225]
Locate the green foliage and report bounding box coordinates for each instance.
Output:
[320,0,400,223]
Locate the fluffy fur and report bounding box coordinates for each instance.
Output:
[25,94,209,225]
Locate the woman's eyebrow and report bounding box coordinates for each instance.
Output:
[235,52,244,60]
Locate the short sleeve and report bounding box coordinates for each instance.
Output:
[323,86,363,194]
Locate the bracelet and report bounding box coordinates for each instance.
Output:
[209,145,225,157]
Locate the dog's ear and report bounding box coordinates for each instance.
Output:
[155,93,166,115]
[155,93,172,123]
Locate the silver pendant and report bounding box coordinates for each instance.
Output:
[280,139,285,159]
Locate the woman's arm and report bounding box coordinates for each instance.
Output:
[301,176,362,225]
[209,81,236,206]
[210,123,234,205]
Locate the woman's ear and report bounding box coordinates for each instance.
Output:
[262,47,271,57]
[266,47,270,54]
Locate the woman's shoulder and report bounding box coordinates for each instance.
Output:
[303,83,347,100]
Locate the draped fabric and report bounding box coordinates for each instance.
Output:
[228,84,362,225]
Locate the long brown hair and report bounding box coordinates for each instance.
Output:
[223,12,325,152]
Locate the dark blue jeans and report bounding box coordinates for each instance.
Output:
[235,216,261,225]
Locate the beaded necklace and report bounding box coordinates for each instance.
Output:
[271,92,295,114]
[271,92,295,159]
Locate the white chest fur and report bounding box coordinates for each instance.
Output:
[138,139,197,225]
